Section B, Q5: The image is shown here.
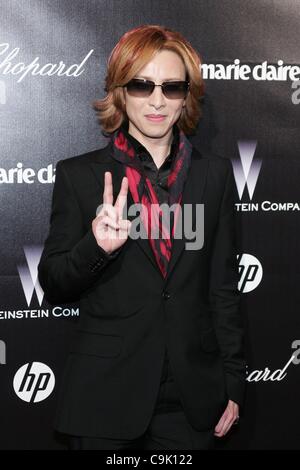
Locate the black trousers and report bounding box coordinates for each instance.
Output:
[68,351,215,450]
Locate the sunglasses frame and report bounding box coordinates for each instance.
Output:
[116,78,190,99]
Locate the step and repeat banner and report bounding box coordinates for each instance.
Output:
[1,0,299,450]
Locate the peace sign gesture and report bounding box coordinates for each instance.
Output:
[92,172,132,255]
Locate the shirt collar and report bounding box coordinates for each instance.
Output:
[119,120,180,161]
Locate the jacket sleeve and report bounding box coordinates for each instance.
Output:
[38,160,121,305]
[209,158,246,407]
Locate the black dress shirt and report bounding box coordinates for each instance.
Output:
[119,121,180,205]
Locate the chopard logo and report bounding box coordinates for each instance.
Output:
[0,42,94,83]
[246,340,300,382]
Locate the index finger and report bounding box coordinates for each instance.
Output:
[114,176,129,219]
[103,171,114,206]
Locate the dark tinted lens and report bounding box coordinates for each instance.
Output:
[163,81,189,99]
[125,79,189,99]
[126,79,153,96]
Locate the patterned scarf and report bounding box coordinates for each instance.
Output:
[110,123,192,278]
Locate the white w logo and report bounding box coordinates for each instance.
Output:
[232,141,262,200]
[17,246,44,306]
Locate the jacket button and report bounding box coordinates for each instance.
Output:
[94,258,104,267]
[162,291,171,300]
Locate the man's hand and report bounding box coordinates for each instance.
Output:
[92,171,132,255]
[214,400,239,437]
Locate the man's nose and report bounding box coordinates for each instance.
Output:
[149,85,166,107]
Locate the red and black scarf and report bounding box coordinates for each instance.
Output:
[110,123,192,278]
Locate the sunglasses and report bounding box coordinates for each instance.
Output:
[118,78,190,99]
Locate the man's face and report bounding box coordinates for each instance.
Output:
[123,49,187,141]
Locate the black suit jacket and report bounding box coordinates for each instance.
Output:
[38,142,246,439]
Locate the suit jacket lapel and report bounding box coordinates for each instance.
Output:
[89,143,208,283]
[164,152,208,283]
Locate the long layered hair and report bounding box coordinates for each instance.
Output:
[93,24,204,136]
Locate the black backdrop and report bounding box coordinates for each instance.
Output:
[0,0,299,450]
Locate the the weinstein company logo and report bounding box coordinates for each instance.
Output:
[237,253,263,293]
[0,245,80,320]
[232,141,262,201]
[0,340,6,364]
[232,140,299,212]
[13,362,55,403]
[17,246,44,307]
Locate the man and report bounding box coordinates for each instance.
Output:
[38,25,246,450]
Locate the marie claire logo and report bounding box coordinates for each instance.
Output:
[201,59,300,81]
[13,362,55,403]
[237,253,263,293]
[0,162,55,184]
[247,340,300,382]
[232,140,299,212]
[0,42,94,83]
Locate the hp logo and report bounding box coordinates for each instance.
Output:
[13,362,55,403]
